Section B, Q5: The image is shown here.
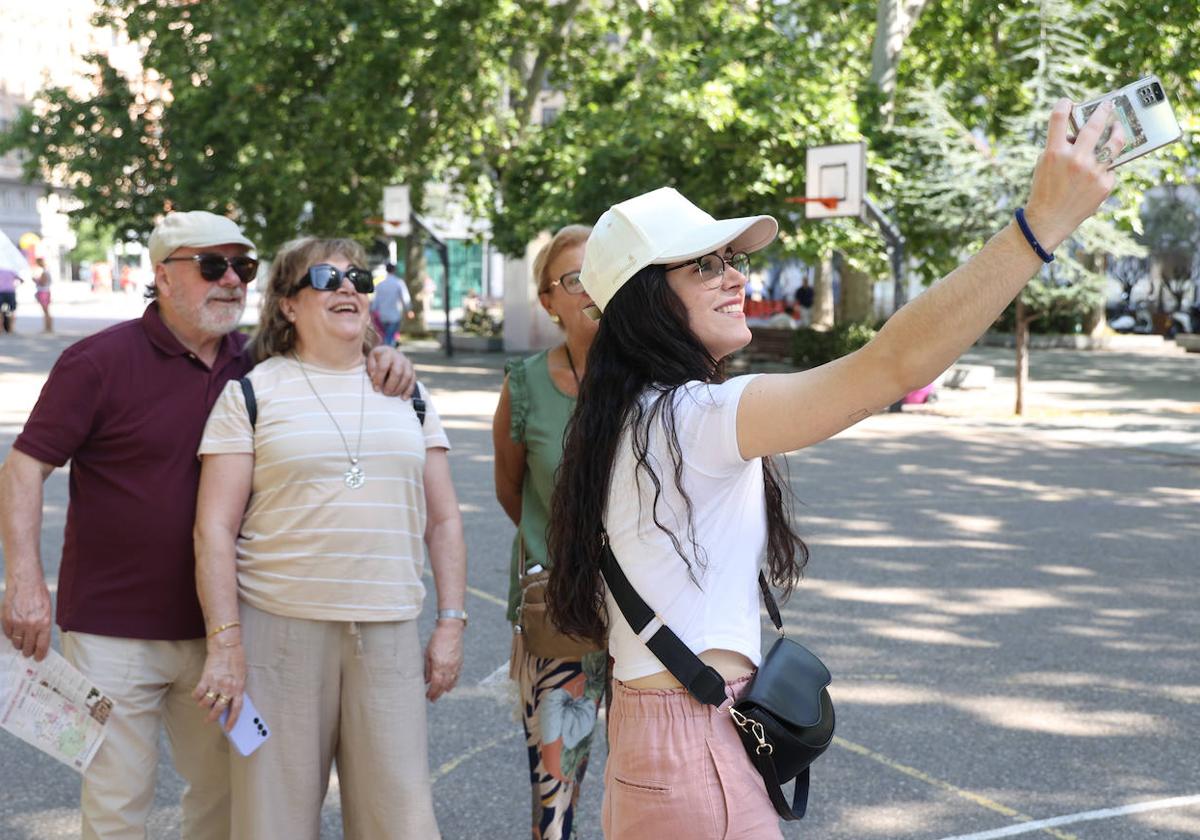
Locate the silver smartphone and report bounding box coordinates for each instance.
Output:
[1069,75,1182,169]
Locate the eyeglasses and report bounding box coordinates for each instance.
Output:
[297,264,374,294]
[548,270,585,295]
[162,254,259,283]
[663,251,751,288]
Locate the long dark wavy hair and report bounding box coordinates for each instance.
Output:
[546,265,808,645]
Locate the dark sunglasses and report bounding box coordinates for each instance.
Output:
[296,264,374,294]
[162,254,259,283]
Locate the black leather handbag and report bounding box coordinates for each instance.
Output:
[601,542,834,820]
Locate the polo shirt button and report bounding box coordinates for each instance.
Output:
[187,353,196,359]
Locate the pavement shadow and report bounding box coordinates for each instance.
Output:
[777,427,1200,837]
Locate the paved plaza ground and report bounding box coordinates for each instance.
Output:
[1,291,1198,839]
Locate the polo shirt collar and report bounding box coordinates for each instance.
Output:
[142,301,247,365]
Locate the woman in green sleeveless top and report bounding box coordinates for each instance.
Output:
[492,225,604,839]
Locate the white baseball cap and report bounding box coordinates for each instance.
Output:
[148,211,256,266]
[579,187,777,316]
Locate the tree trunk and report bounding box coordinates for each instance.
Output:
[869,0,931,126]
[512,0,584,128]
[1014,297,1031,416]
[404,233,429,334]
[1078,251,1105,336]
[840,261,874,323]
[1083,297,1105,337]
[811,252,835,329]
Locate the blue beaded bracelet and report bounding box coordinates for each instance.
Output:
[1014,207,1055,264]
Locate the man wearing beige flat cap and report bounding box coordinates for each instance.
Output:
[0,211,417,839]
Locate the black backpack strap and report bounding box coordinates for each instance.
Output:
[412,381,426,426]
[599,540,727,708]
[239,378,257,430]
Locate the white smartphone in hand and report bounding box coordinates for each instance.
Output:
[218,693,271,757]
[1069,75,1182,169]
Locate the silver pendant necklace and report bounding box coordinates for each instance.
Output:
[294,354,367,489]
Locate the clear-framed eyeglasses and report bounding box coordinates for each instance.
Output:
[549,270,586,295]
[664,250,751,288]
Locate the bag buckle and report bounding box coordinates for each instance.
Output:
[730,708,773,756]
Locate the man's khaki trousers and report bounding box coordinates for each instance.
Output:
[63,631,230,840]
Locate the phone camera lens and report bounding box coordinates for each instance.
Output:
[1152,83,1164,101]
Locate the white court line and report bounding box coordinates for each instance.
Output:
[431,730,521,783]
[937,794,1200,840]
[479,661,510,686]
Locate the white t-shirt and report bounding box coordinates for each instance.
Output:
[198,356,450,622]
[604,375,766,682]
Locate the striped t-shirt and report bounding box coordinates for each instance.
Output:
[198,355,450,622]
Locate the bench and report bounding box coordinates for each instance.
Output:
[745,327,795,361]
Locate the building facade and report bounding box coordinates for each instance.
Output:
[0,0,142,279]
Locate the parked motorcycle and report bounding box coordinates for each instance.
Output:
[1166,301,1200,337]
[1109,298,1155,334]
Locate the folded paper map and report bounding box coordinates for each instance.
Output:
[0,646,112,773]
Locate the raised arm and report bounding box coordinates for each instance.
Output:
[737,98,1123,459]
[0,450,56,661]
[423,447,467,701]
[492,376,527,526]
[191,452,253,729]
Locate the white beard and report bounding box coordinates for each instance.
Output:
[183,294,246,336]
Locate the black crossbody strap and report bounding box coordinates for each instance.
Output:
[758,572,783,633]
[412,381,426,426]
[752,753,810,820]
[239,378,257,430]
[600,542,730,708]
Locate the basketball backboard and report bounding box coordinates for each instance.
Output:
[381,183,490,241]
[421,182,489,240]
[803,143,866,219]
[382,185,412,237]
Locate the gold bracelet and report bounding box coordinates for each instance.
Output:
[207,620,241,639]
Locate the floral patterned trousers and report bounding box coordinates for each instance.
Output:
[515,648,609,840]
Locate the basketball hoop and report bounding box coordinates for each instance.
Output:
[785,197,840,211]
[381,185,412,237]
[802,144,865,220]
[364,217,409,230]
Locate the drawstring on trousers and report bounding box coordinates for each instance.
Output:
[349,621,364,658]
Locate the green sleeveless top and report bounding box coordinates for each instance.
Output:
[504,350,576,622]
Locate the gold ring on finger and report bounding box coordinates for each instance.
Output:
[215,695,230,706]
[204,690,217,701]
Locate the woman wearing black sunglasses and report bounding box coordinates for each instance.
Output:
[192,237,466,839]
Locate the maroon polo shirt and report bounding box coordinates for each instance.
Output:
[13,303,252,640]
